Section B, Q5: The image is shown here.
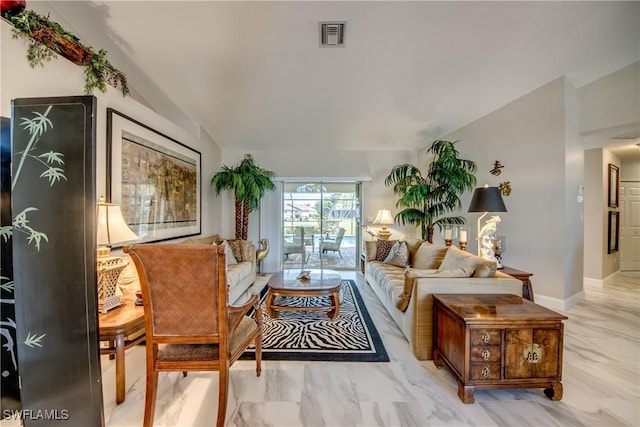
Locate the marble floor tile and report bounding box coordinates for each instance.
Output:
[94,271,639,427]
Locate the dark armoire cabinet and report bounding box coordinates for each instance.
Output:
[11,96,103,425]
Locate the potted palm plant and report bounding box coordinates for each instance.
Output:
[211,154,276,241]
[384,140,477,242]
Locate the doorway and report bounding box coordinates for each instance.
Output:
[620,180,640,270]
[282,182,361,270]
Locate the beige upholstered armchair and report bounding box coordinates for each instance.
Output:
[321,227,346,258]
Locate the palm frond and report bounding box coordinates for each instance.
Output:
[385,140,476,241]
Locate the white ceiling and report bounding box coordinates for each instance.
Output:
[41,1,640,153]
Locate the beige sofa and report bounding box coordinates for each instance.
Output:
[364,239,522,360]
[118,234,256,304]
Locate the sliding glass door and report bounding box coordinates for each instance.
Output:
[283,182,361,271]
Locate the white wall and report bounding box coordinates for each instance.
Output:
[578,61,640,135]
[620,153,640,181]
[445,77,573,304]
[583,148,624,283]
[583,149,604,281]
[1,22,223,241]
[563,78,585,300]
[602,150,622,278]
[580,61,639,284]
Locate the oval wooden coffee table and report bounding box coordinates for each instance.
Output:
[266,270,342,319]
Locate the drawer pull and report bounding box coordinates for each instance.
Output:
[481,349,491,360]
[481,367,490,378]
[481,332,490,343]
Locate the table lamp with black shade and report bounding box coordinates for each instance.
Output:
[468,185,507,267]
[96,197,139,313]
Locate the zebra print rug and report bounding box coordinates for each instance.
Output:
[241,280,389,362]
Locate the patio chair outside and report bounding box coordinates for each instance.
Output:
[321,227,346,258]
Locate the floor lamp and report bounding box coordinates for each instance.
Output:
[468,185,507,264]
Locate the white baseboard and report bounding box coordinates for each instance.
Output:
[535,291,584,311]
[583,277,603,289]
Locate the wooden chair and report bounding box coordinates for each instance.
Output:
[124,244,262,427]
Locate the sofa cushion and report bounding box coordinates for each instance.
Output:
[375,239,398,261]
[412,242,448,269]
[224,239,254,262]
[217,240,238,265]
[439,245,497,277]
[365,240,378,261]
[383,241,410,267]
[182,234,220,245]
[226,261,253,289]
[396,266,475,311]
[225,239,244,262]
[367,261,406,308]
[403,238,424,264]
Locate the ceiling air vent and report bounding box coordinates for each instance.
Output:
[320,21,346,47]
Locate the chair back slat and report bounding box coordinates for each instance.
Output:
[125,244,227,340]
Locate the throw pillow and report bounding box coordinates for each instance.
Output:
[403,238,424,264]
[238,240,253,261]
[438,245,496,278]
[396,266,475,312]
[215,240,238,265]
[411,242,448,269]
[225,239,244,262]
[383,241,410,267]
[375,239,397,261]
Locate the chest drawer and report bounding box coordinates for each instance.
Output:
[470,346,501,363]
[470,364,501,380]
[471,329,501,346]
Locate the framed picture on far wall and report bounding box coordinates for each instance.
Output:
[608,163,619,207]
[608,211,619,254]
[107,108,201,244]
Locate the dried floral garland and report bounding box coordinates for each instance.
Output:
[3,8,129,96]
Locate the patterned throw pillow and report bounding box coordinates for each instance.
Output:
[225,239,244,262]
[383,241,410,267]
[375,239,397,261]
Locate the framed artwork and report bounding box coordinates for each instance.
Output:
[608,163,619,208]
[107,108,201,244]
[608,211,619,254]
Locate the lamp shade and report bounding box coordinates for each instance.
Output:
[373,209,395,225]
[96,201,139,246]
[468,186,507,213]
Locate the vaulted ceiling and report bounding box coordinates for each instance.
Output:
[40,1,639,154]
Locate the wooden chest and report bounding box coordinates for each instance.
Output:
[432,294,567,403]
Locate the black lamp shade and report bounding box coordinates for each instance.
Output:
[468,186,507,213]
